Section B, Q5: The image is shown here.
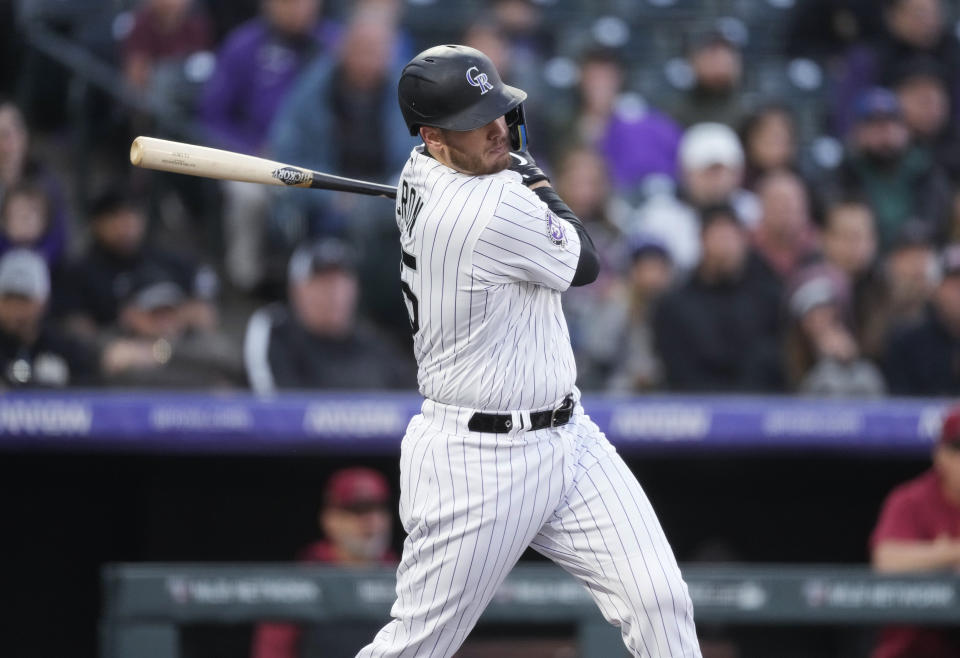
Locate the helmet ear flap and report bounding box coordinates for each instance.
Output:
[505,104,528,151]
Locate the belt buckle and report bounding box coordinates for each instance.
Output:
[549,396,570,428]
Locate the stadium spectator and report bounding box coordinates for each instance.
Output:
[869,402,960,657]
[489,0,553,64]
[889,56,960,179]
[739,104,809,191]
[243,238,415,392]
[58,189,218,339]
[100,266,241,388]
[668,29,748,129]
[0,250,98,388]
[884,244,960,395]
[252,467,395,658]
[630,122,758,271]
[200,0,339,291]
[0,100,68,267]
[550,48,681,196]
[653,206,782,392]
[820,199,888,358]
[750,170,820,291]
[268,7,413,242]
[607,236,673,392]
[831,0,960,138]
[121,0,213,92]
[555,146,632,388]
[483,0,550,127]
[0,181,61,268]
[831,87,952,252]
[874,221,941,341]
[782,263,885,396]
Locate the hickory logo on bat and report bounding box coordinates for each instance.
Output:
[272,166,311,186]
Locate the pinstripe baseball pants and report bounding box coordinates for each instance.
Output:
[357,400,701,658]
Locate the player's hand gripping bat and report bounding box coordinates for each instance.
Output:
[130,136,398,200]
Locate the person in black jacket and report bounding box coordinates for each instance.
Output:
[653,205,783,392]
[57,187,219,339]
[0,249,98,388]
[884,244,960,395]
[244,237,416,392]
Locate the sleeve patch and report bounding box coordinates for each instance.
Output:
[545,211,567,247]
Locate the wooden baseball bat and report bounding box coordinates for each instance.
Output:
[130,136,398,199]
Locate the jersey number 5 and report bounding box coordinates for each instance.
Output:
[400,249,419,334]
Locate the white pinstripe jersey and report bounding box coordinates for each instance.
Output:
[395,145,582,411]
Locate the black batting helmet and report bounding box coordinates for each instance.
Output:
[398,44,529,150]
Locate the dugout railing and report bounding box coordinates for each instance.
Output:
[100,563,960,658]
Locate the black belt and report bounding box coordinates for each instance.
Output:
[468,396,574,434]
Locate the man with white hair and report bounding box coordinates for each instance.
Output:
[629,122,758,271]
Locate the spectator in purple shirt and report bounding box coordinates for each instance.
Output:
[200,0,340,292]
[551,48,681,198]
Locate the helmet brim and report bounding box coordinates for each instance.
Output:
[410,84,527,135]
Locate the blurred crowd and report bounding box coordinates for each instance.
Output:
[2,0,960,397]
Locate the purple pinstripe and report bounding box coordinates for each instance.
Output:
[368,147,700,658]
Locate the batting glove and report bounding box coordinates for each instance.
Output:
[509,151,549,187]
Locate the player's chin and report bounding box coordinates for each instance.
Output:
[485,151,511,175]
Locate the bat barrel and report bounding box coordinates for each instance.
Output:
[130,136,397,199]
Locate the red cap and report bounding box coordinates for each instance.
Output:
[939,404,960,447]
[324,468,390,509]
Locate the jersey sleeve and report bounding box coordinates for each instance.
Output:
[869,487,924,550]
[473,183,582,291]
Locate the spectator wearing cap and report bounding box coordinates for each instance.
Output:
[244,238,416,393]
[653,205,783,392]
[630,122,759,272]
[100,266,242,388]
[782,263,885,396]
[550,49,682,197]
[884,244,960,395]
[0,249,97,388]
[667,29,748,130]
[869,402,960,658]
[831,0,960,138]
[606,235,674,392]
[252,467,395,658]
[0,100,69,268]
[58,188,218,340]
[830,87,952,251]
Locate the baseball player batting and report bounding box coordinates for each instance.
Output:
[357,45,701,658]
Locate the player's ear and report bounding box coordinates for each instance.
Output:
[420,126,443,150]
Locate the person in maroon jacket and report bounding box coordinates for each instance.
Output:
[252,467,396,658]
[869,402,960,658]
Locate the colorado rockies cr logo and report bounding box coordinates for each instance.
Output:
[465,66,494,94]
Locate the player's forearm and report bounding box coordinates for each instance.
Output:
[532,186,599,286]
[872,539,960,573]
